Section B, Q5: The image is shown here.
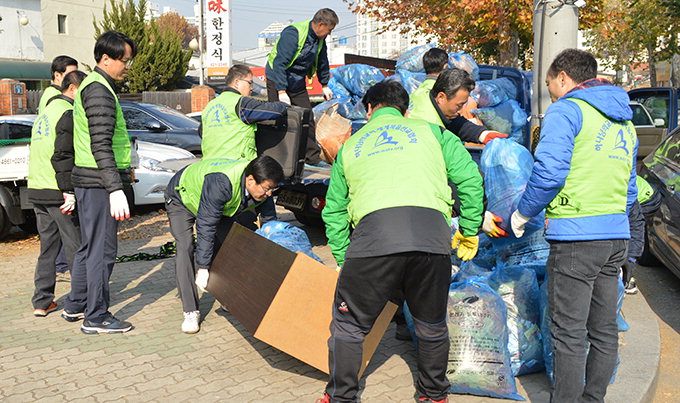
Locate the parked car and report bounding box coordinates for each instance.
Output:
[133,140,196,205]
[120,101,202,156]
[630,101,666,159]
[638,125,680,277]
[186,111,202,123]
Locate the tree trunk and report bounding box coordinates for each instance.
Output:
[647,43,657,87]
[498,30,519,68]
[671,53,680,88]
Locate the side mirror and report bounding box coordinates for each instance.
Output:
[653,118,665,127]
[145,120,168,132]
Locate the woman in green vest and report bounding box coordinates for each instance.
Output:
[164,155,283,334]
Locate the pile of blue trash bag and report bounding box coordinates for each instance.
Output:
[448,51,480,81]
[474,100,528,144]
[255,221,322,263]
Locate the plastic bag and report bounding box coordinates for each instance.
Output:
[452,260,493,283]
[255,221,323,262]
[315,102,352,163]
[480,138,545,235]
[447,277,525,401]
[494,229,550,283]
[329,64,385,98]
[313,97,367,122]
[473,100,528,143]
[617,276,630,332]
[327,76,351,99]
[489,264,544,376]
[471,78,518,108]
[396,43,436,73]
[395,69,427,94]
[448,52,480,81]
[538,279,554,385]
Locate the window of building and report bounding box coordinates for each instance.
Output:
[57,14,67,34]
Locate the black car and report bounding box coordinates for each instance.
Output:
[638,126,680,277]
[121,101,202,156]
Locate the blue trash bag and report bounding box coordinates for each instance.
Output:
[255,221,323,263]
[402,302,418,350]
[448,52,480,81]
[350,119,367,135]
[468,233,496,270]
[617,276,630,332]
[538,279,555,385]
[447,277,525,401]
[327,76,351,99]
[489,264,544,376]
[329,64,385,98]
[453,260,493,283]
[313,97,367,122]
[481,138,545,235]
[471,78,518,108]
[474,100,528,143]
[494,229,550,283]
[396,43,436,73]
[395,69,427,94]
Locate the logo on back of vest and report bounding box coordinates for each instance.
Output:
[374,131,398,148]
[613,129,629,155]
[205,104,230,128]
[34,116,50,140]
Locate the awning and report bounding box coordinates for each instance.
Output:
[0,60,51,80]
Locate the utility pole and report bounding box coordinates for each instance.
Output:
[198,0,204,85]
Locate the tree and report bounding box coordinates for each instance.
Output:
[93,0,191,92]
[155,12,199,49]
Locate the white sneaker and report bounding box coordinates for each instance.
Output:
[181,311,200,334]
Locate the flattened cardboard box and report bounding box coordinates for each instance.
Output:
[207,223,397,374]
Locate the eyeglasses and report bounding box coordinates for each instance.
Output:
[260,183,279,195]
[120,58,134,67]
[240,79,253,86]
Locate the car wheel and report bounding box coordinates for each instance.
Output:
[18,213,38,235]
[638,225,661,266]
[0,207,11,240]
[293,211,324,227]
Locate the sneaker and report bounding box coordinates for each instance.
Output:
[34,301,58,317]
[181,311,200,334]
[418,397,448,403]
[81,316,133,334]
[625,277,638,294]
[315,393,331,403]
[61,309,85,322]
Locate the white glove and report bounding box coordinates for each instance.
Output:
[109,189,130,221]
[510,210,531,238]
[278,92,291,105]
[195,268,209,292]
[322,86,333,101]
[60,192,76,215]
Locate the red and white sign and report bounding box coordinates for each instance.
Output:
[205,0,232,78]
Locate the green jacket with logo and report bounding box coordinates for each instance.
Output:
[37,85,62,114]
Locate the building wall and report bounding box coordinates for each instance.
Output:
[0,0,44,61]
[41,0,107,67]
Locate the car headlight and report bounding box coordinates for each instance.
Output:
[139,157,174,172]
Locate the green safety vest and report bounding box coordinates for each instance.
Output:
[28,97,72,190]
[73,71,131,169]
[37,86,61,114]
[201,91,257,160]
[339,107,453,225]
[547,98,637,219]
[408,79,445,126]
[636,176,654,204]
[177,158,248,216]
[267,20,324,79]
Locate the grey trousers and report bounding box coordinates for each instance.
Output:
[32,204,82,309]
[548,239,627,403]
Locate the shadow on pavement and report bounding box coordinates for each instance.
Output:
[636,263,680,334]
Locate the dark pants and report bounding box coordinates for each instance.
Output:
[326,252,451,402]
[166,198,235,312]
[31,204,82,309]
[266,80,321,164]
[65,188,119,322]
[548,239,627,403]
[56,246,69,273]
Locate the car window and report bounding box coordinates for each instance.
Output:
[630,104,653,126]
[122,107,158,130]
[0,122,32,140]
[146,104,199,129]
[630,93,670,128]
[655,129,680,165]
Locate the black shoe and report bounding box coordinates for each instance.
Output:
[625,277,638,294]
[81,316,133,334]
[61,309,85,322]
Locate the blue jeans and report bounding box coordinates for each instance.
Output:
[547,239,627,403]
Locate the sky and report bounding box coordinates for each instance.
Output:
[159,0,357,51]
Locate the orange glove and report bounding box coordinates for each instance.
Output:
[481,211,509,238]
[480,131,509,144]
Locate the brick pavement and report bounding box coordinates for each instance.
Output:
[0,211,550,402]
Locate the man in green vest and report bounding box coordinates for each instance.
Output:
[28,70,86,317]
[64,31,137,335]
[164,155,283,334]
[511,49,638,402]
[37,55,78,114]
[317,81,484,403]
[266,8,339,164]
[201,64,287,223]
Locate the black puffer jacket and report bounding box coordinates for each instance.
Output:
[71,67,132,192]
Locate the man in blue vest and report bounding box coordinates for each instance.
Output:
[164,155,284,334]
[511,49,637,402]
[28,70,86,317]
[265,8,338,164]
[318,81,484,403]
[65,31,137,334]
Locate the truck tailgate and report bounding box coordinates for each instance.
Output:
[0,144,29,181]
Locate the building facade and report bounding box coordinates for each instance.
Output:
[0,0,44,61]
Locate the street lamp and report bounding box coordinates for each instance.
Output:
[189,37,204,86]
[17,11,28,60]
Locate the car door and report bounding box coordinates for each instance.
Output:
[644,128,680,272]
[121,106,169,146]
[630,103,667,159]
